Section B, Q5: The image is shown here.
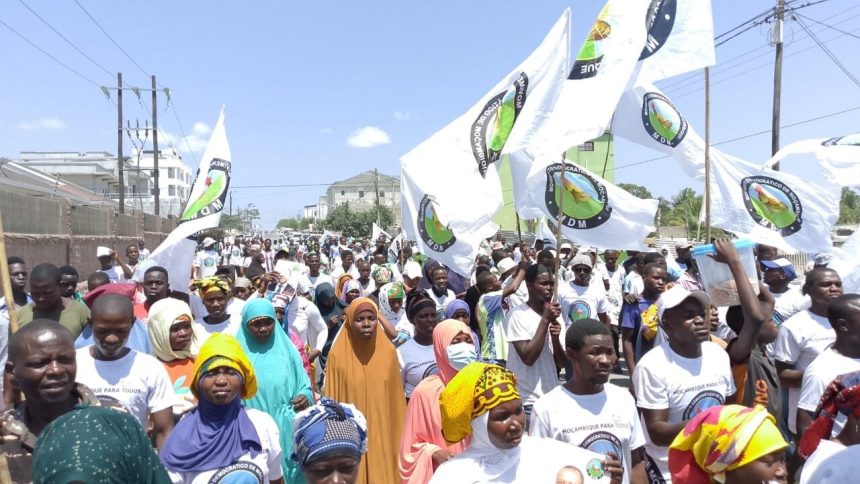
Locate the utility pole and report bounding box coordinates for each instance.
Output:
[374,168,381,226]
[771,0,785,168]
[117,72,124,214]
[152,75,160,215]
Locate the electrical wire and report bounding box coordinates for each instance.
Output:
[72,0,149,79]
[797,12,860,39]
[794,14,860,88]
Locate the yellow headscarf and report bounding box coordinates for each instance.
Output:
[439,362,519,444]
[147,298,204,362]
[668,405,787,483]
[190,276,231,297]
[191,333,257,400]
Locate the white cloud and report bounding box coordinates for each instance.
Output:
[393,111,413,121]
[346,126,391,148]
[17,117,66,131]
[159,123,210,155]
[191,122,212,137]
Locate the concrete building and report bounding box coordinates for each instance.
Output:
[326,170,399,222]
[132,147,194,216]
[302,196,330,221]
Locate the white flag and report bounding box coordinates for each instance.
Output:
[372,222,391,244]
[400,169,496,278]
[533,0,650,157]
[400,9,570,234]
[709,150,839,253]
[512,151,658,250]
[766,133,860,189]
[613,81,706,179]
[829,228,860,294]
[387,232,404,264]
[136,108,231,288]
[636,0,715,83]
[535,218,558,247]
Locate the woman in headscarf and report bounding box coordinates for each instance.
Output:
[323,298,406,483]
[334,274,353,301]
[273,294,312,381]
[371,264,393,299]
[399,319,476,483]
[339,279,364,306]
[798,371,860,484]
[314,283,345,368]
[191,276,240,335]
[147,297,205,417]
[291,397,369,484]
[444,299,481,355]
[431,362,601,483]
[160,333,286,483]
[237,299,314,483]
[669,405,788,484]
[33,405,170,483]
[379,282,410,347]
[397,289,440,399]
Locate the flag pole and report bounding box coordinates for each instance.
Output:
[553,153,566,302]
[515,213,523,243]
[0,210,18,335]
[704,67,712,242]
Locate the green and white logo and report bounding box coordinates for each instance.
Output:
[741,176,802,235]
[569,5,612,80]
[181,158,231,222]
[545,163,612,229]
[417,195,457,252]
[642,92,687,147]
[471,72,528,177]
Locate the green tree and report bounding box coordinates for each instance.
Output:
[618,183,654,199]
[322,203,394,238]
[277,217,314,230]
[219,214,244,231]
[839,187,860,224]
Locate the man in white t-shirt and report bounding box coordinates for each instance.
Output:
[330,250,359,280]
[303,253,333,301]
[633,286,736,482]
[558,254,610,330]
[797,293,860,437]
[762,258,810,325]
[74,294,174,450]
[193,237,221,279]
[773,267,843,436]
[531,319,646,484]
[507,264,566,426]
[427,265,455,315]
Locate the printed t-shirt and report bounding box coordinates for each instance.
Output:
[558,282,608,329]
[798,347,860,437]
[397,339,437,398]
[506,304,559,407]
[476,290,509,362]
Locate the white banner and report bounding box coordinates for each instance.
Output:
[400,9,571,234]
[535,218,558,248]
[135,107,231,287]
[636,0,715,83]
[513,152,658,250]
[613,81,706,179]
[709,150,839,253]
[372,222,391,244]
[765,133,860,190]
[400,169,496,278]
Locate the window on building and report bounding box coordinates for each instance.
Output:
[359,191,365,198]
[341,190,345,196]
[168,185,176,196]
[379,191,385,197]
[578,142,594,151]
[168,168,175,179]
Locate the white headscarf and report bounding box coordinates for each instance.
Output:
[146,298,205,362]
[378,282,406,325]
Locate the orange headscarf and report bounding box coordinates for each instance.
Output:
[334,274,353,300]
[433,319,471,385]
[323,297,405,484]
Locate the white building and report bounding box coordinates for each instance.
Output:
[326,170,399,222]
[302,196,330,220]
[133,147,194,216]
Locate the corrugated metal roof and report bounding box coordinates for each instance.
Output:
[0,158,115,205]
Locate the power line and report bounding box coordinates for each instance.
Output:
[607,104,860,173]
[0,18,102,87]
[794,13,860,88]
[797,12,860,39]
[72,0,149,78]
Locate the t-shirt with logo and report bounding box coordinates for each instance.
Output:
[397,339,437,398]
[167,408,283,484]
[74,347,174,428]
[530,383,645,484]
[633,341,735,483]
[558,282,608,329]
[771,309,835,434]
[798,347,860,437]
[194,249,220,278]
[476,290,510,362]
[506,304,561,407]
[227,245,245,267]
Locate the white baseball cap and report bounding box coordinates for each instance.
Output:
[560,243,573,251]
[96,246,112,258]
[202,237,217,247]
[403,260,423,279]
[497,257,516,275]
[657,285,710,323]
[570,254,593,268]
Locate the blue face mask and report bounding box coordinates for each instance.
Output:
[446,342,477,371]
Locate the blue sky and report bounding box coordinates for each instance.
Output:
[2,0,859,228]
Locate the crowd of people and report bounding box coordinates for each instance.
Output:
[0,231,858,483]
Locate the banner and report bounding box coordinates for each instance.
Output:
[635,0,715,83]
[613,81,706,179]
[709,150,839,253]
[387,232,404,264]
[400,9,570,234]
[531,0,650,158]
[512,152,658,250]
[829,228,860,295]
[535,218,558,248]
[765,133,860,190]
[372,222,391,243]
[135,108,231,288]
[401,169,496,277]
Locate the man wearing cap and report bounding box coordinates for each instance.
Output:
[633,285,735,482]
[192,237,220,279]
[96,246,123,283]
[674,243,704,292]
[558,254,610,332]
[498,256,528,309]
[762,258,809,324]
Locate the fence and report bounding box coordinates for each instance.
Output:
[1,190,177,290]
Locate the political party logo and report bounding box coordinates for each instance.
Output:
[203,256,217,268]
[423,362,439,379]
[683,390,724,420]
[471,72,529,177]
[417,195,457,252]
[741,176,802,236]
[570,5,612,80]
[207,461,264,483]
[545,163,612,229]
[822,132,860,146]
[181,158,231,222]
[642,92,687,147]
[581,431,623,468]
[569,300,592,322]
[586,459,606,480]
[639,0,677,60]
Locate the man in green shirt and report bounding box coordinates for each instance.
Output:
[18,264,89,339]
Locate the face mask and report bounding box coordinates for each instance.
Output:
[446,342,477,371]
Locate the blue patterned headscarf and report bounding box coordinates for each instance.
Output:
[291,397,368,471]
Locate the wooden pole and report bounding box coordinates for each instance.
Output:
[515,213,523,243]
[0,210,18,335]
[117,72,125,214]
[771,0,785,166]
[553,154,566,301]
[152,75,160,215]
[705,67,712,242]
